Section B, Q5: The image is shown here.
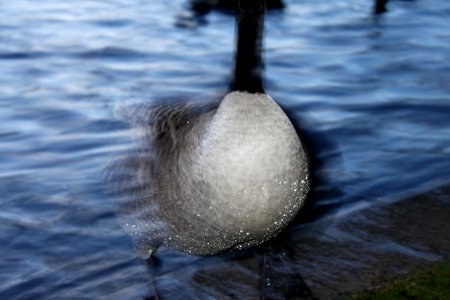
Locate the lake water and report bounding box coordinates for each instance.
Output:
[1,0,450,298]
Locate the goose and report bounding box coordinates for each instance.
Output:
[108,0,310,258]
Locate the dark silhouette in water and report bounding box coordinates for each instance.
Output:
[374,0,389,14]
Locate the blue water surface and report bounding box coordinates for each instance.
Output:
[1,0,450,298]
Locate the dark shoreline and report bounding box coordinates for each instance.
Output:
[295,184,450,299]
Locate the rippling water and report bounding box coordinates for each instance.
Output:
[1,0,450,298]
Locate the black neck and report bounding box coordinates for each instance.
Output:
[231,0,266,94]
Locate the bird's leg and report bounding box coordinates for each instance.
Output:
[258,244,313,299]
[144,255,161,300]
